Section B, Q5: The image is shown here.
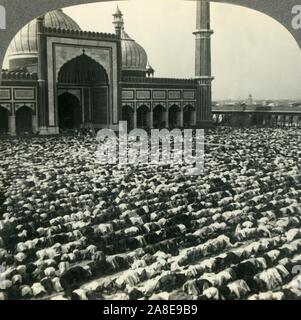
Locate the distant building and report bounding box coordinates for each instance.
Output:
[247,94,253,106]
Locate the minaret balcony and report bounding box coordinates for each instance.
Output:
[193,29,214,35]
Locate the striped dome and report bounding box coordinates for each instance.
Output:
[7,9,81,70]
[121,30,148,72]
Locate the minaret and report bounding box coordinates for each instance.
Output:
[36,15,48,134]
[193,1,214,128]
[112,5,124,38]
[112,6,123,126]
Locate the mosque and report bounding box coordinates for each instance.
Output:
[0,2,213,135]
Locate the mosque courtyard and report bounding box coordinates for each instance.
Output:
[0,127,301,300]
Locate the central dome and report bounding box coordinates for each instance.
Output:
[7,9,81,71]
[121,30,148,74]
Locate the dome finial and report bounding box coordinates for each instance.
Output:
[115,5,122,16]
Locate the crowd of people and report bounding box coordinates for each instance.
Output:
[0,127,301,300]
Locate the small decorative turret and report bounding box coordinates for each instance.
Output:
[146,62,155,77]
[112,5,124,38]
[36,14,45,32]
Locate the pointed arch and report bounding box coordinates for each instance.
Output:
[58,52,109,85]
[16,105,33,133]
[137,104,150,128]
[168,104,181,128]
[122,104,134,130]
[183,104,195,127]
[153,104,166,128]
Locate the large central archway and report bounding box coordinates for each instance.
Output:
[57,52,109,130]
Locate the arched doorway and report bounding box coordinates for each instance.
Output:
[137,105,150,128]
[58,92,82,130]
[168,104,181,128]
[58,52,109,128]
[16,106,33,134]
[183,104,195,127]
[153,105,165,128]
[122,105,134,130]
[0,106,9,134]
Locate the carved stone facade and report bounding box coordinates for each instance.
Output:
[0,6,213,135]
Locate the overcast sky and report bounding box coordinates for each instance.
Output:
[7,0,301,100]
[63,0,301,101]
